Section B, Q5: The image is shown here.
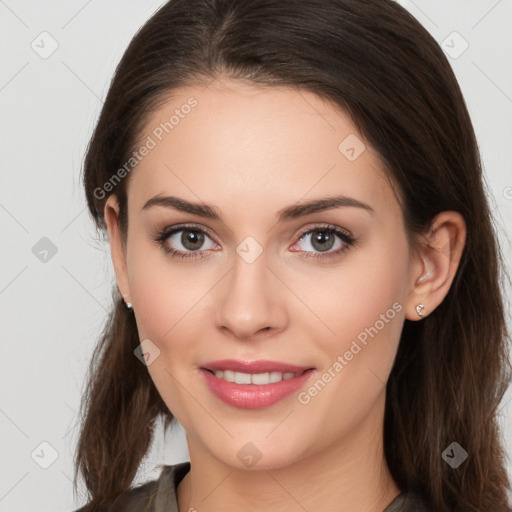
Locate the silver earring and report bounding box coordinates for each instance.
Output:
[416,304,424,317]
[123,296,133,309]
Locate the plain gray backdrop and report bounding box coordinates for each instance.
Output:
[0,1,511,510]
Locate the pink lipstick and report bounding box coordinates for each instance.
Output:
[200,359,315,409]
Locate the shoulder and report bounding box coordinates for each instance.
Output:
[73,462,191,512]
[72,479,159,512]
[383,490,431,512]
[110,477,160,512]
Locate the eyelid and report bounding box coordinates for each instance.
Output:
[293,222,353,240]
[160,222,218,242]
[154,222,353,244]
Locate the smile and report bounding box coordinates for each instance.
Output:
[200,367,315,409]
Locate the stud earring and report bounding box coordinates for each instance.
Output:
[123,296,133,309]
[416,304,424,317]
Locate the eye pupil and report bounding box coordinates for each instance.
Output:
[312,230,335,252]
[182,230,204,250]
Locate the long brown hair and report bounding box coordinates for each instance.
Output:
[74,0,512,510]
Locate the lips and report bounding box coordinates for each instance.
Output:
[199,359,316,409]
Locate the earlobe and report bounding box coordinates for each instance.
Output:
[405,211,466,321]
[104,195,132,305]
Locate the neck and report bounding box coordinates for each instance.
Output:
[177,391,400,512]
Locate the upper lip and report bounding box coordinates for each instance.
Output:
[201,359,314,374]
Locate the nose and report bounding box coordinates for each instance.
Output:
[213,248,288,341]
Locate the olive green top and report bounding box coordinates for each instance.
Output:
[76,461,430,511]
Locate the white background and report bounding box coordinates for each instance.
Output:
[0,1,511,510]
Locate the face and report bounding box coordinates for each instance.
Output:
[105,77,419,470]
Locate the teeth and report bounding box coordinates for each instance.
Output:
[212,369,304,384]
[235,372,251,384]
[269,371,284,383]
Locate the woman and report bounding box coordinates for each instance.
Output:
[73,0,512,510]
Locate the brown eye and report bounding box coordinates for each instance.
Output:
[308,230,336,252]
[153,224,219,260]
[181,230,205,251]
[291,225,356,260]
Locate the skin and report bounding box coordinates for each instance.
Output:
[104,76,466,512]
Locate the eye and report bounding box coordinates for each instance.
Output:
[152,224,219,260]
[290,224,356,259]
[152,222,357,261]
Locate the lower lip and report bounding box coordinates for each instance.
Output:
[200,368,315,409]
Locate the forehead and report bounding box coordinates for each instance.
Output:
[127,77,399,219]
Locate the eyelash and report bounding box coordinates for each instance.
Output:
[151,223,357,261]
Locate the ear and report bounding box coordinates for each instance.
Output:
[405,210,466,320]
[104,195,132,304]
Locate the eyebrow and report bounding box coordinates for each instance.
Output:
[142,194,374,221]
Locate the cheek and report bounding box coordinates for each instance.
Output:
[304,229,408,352]
[301,236,408,420]
[126,234,209,340]
[126,246,211,423]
